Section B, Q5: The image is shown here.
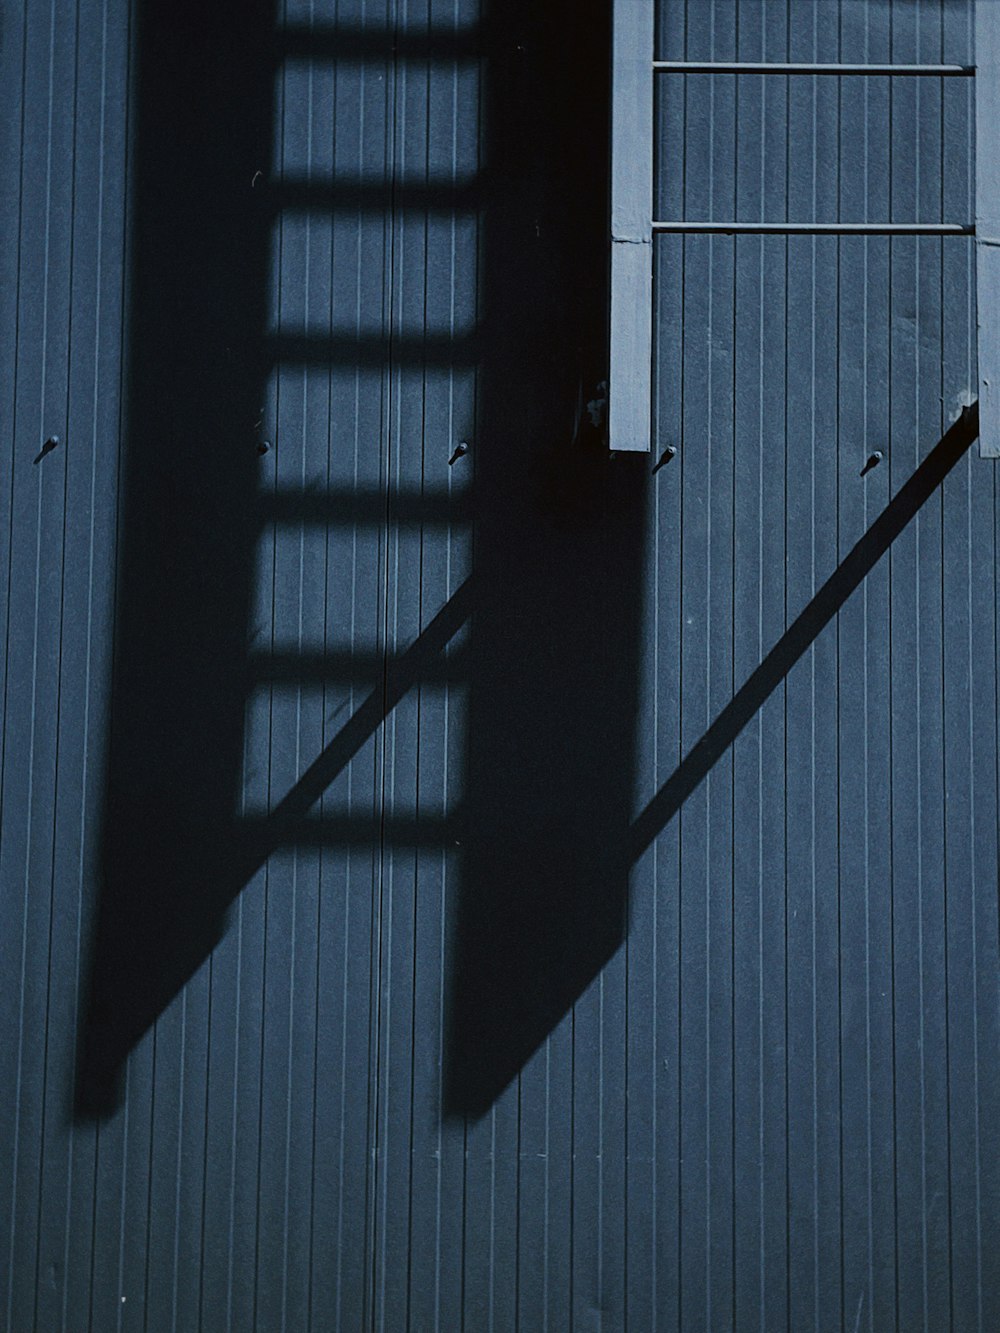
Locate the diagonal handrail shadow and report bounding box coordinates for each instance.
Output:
[78,577,472,1117]
[626,401,980,865]
[240,577,472,873]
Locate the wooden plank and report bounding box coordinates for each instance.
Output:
[609,0,654,451]
[977,1,1000,456]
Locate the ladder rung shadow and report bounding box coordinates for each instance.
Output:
[276,24,482,64]
[264,330,479,367]
[240,811,460,848]
[246,647,466,685]
[267,175,484,216]
[258,490,473,527]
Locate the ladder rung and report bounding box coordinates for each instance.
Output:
[653,61,974,77]
[653,222,974,236]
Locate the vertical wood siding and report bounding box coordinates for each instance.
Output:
[1,0,131,1327]
[641,1,999,1330]
[1,0,997,1329]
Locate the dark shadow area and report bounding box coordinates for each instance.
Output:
[76,0,279,1116]
[442,0,647,1117]
[77,0,647,1121]
[78,0,640,1119]
[627,401,980,862]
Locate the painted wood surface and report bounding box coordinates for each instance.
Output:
[1,1,997,1329]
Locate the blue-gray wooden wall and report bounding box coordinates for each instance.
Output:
[2,0,999,1328]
